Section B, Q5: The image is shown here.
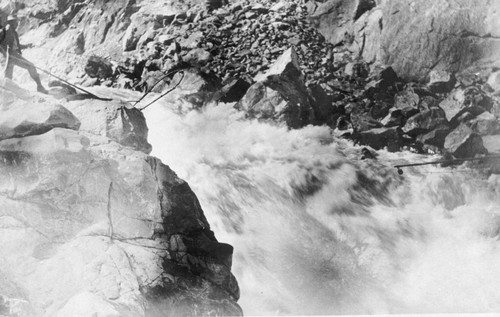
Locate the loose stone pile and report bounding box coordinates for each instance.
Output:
[105,0,337,91]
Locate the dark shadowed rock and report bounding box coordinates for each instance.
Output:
[444,123,488,158]
[417,125,451,148]
[381,108,404,127]
[364,66,401,99]
[336,115,353,130]
[357,127,403,152]
[351,111,382,132]
[308,83,336,123]
[369,100,392,119]
[456,111,475,125]
[108,107,153,154]
[85,55,114,79]
[374,66,399,85]
[214,78,252,103]
[402,108,447,136]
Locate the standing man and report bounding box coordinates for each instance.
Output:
[0,15,47,93]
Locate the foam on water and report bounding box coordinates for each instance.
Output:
[145,101,500,315]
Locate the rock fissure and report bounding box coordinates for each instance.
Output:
[107,181,114,240]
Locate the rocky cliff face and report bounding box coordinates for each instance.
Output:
[310,0,500,82]
[0,79,241,316]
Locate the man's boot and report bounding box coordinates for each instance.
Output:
[34,76,48,94]
[37,85,48,94]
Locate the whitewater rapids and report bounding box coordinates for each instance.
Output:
[142,99,500,316]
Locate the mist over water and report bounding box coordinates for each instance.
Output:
[144,100,500,315]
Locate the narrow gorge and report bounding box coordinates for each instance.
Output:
[1,0,500,316]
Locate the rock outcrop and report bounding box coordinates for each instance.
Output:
[309,0,500,82]
[0,82,241,316]
[444,123,488,158]
[238,47,315,128]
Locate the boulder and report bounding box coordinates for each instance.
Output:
[402,108,448,136]
[184,48,213,66]
[487,71,500,93]
[482,135,500,153]
[344,61,369,78]
[417,125,451,148]
[394,88,419,112]
[64,100,152,154]
[244,47,315,128]
[254,47,309,106]
[419,95,440,111]
[428,70,456,94]
[85,55,114,79]
[336,115,353,130]
[491,99,500,118]
[368,100,392,119]
[444,123,488,158]
[364,66,401,102]
[357,127,403,152]
[467,111,500,136]
[179,31,205,49]
[439,87,490,123]
[236,82,308,128]
[308,83,337,123]
[381,108,404,127]
[350,111,382,132]
[0,98,80,141]
[439,89,466,122]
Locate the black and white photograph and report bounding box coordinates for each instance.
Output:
[1,0,500,316]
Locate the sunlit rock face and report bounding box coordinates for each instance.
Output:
[311,0,500,81]
[0,84,241,316]
[2,0,197,77]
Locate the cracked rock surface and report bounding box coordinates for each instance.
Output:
[0,81,241,316]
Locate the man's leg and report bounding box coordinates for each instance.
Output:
[10,53,47,93]
[3,51,14,79]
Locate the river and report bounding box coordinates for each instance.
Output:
[142,100,500,315]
